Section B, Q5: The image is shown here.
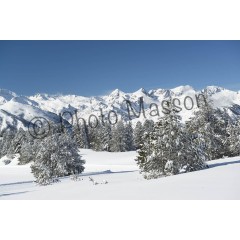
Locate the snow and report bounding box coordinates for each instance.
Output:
[211,89,240,108]
[0,154,21,166]
[0,97,63,132]
[1,85,240,131]
[170,85,195,96]
[0,149,240,199]
[0,89,18,105]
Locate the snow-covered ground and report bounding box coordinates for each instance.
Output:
[0,149,240,199]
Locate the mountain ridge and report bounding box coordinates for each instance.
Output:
[0,85,240,132]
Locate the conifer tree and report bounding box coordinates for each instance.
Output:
[18,132,39,165]
[125,122,134,151]
[143,119,154,134]
[187,95,224,160]
[136,101,207,179]
[133,121,144,149]
[73,123,90,149]
[0,130,16,158]
[31,131,85,185]
[227,120,240,157]
[99,123,112,151]
[110,120,128,152]
[213,108,232,157]
[8,128,26,154]
[88,124,102,151]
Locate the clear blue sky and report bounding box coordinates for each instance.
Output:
[0,41,240,96]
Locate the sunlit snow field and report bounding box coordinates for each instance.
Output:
[0,149,240,200]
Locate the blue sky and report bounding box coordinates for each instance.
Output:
[0,41,240,96]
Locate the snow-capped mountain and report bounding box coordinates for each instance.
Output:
[0,89,18,105]
[0,90,63,132]
[0,85,240,132]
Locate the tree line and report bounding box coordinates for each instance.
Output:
[0,96,240,183]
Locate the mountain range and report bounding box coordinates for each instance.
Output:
[0,85,240,132]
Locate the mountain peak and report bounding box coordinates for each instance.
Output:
[109,89,125,97]
[133,88,148,95]
[0,89,18,105]
[171,85,195,93]
[0,89,18,98]
[137,87,146,92]
[33,93,52,100]
[203,86,225,95]
[205,85,225,91]
[1,85,240,132]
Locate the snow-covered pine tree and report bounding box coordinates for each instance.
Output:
[88,124,102,151]
[136,100,207,179]
[125,122,134,151]
[19,124,59,165]
[18,130,40,165]
[8,128,26,155]
[187,95,224,160]
[227,119,240,157]
[0,129,16,158]
[19,141,37,165]
[60,132,85,176]
[135,124,159,177]
[31,131,85,185]
[136,100,182,178]
[143,119,154,134]
[181,124,209,172]
[110,120,128,152]
[213,108,233,157]
[99,123,112,151]
[133,121,144,149]
[73,123,90,149]
[0,136,3,158]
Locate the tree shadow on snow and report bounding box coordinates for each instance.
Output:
[208,159,240,169]
[0,180,33,187]
[0,191,29,198]
[80,169,137,177]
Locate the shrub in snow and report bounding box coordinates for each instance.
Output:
[89,177,98,185]
[101,180,108,184]
[70,174,82,181]
[89,177,94,182]
[88,177,106,185]
[3,159,11,165]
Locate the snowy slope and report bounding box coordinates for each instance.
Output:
[0,149,239,199]
[28,85,240,124]
[1,85,240,131]
[0,89,18,105]
[0,95,64,132]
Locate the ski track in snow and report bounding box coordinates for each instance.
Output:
[0,149,240,200]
